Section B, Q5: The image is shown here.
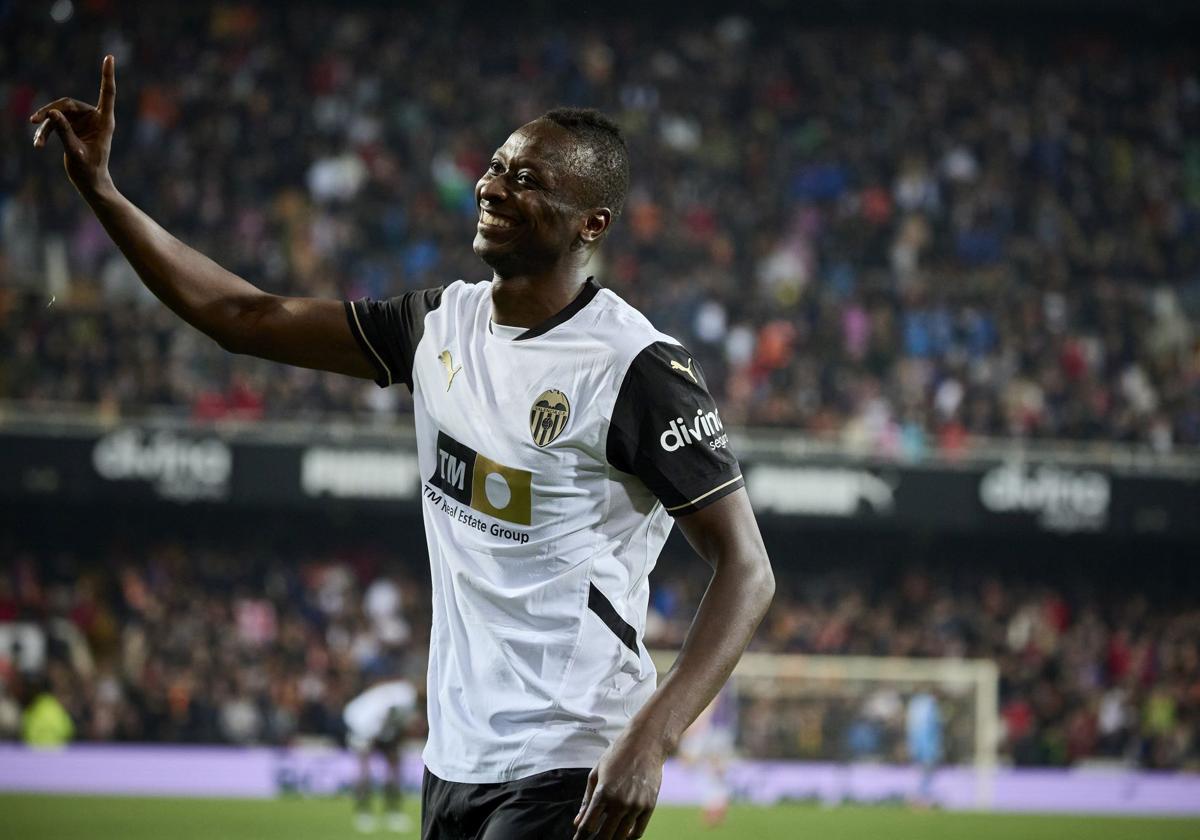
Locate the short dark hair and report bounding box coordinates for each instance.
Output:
[540,107,630,218]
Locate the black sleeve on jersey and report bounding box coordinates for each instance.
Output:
[606,341,744,517]
[344,287,444,390]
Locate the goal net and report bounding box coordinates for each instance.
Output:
[652,650,999,808]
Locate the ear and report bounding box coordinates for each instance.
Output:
[579,208,612,245]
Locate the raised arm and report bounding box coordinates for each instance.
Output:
[29,55,375,379]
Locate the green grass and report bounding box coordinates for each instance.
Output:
[3,794,1198,839]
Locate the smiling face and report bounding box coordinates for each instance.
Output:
[472,119,610,279]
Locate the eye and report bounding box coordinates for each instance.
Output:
[488,160,504,175]
[516,172,537,186]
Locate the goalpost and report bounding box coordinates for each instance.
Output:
[652,650,1000,809]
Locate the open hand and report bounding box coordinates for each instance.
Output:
[29,54,117,195]
[573,728,665,840]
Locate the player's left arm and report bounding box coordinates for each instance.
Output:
[573,488,773,840]
[580,340,773,840]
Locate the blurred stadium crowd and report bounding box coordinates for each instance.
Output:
[1,538,1196,770]
[3,3,1199,454]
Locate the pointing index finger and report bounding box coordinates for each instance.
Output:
[98,54,116,117]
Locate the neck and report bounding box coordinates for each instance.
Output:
[489,263,592,328]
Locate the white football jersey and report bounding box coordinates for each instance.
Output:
[343,679,418,750]
[346,278,743,783]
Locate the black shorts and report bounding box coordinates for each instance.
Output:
[421,767,590,840]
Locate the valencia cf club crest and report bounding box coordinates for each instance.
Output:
[529,389,570,447]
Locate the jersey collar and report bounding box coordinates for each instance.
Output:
[507,277,601,341]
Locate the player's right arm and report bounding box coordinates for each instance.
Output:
[28,56,376,380]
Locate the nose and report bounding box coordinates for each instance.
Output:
[477,173,507,206]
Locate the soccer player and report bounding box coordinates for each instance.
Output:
[677,682,737,828]
[31,57,776,840]
[344,677,419,833]
[905,688,943,807]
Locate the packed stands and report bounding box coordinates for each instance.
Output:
[3,3,1198,454]
[2,528,1197,770]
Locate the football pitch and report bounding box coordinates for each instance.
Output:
[4,795,1199,840]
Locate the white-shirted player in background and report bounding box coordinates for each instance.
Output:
[678,681,737,828]
[33,57,776,840]
[344,677,418,833]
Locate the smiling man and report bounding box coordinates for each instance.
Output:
[31,57,775,840]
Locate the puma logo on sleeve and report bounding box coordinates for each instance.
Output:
[670,357,697,384]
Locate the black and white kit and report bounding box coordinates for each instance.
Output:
[346,278,743,784]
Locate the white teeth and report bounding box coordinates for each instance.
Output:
[480,209,514,229]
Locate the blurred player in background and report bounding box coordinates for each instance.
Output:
[344,677,418,834]
[905,687,943,807]
[678,681,737,828]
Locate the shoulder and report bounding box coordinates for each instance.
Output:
[577,286,685,374]
[439,278,488,310]
[445,278,488,300]
[451,279,497,321]
[416,279,490,332]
